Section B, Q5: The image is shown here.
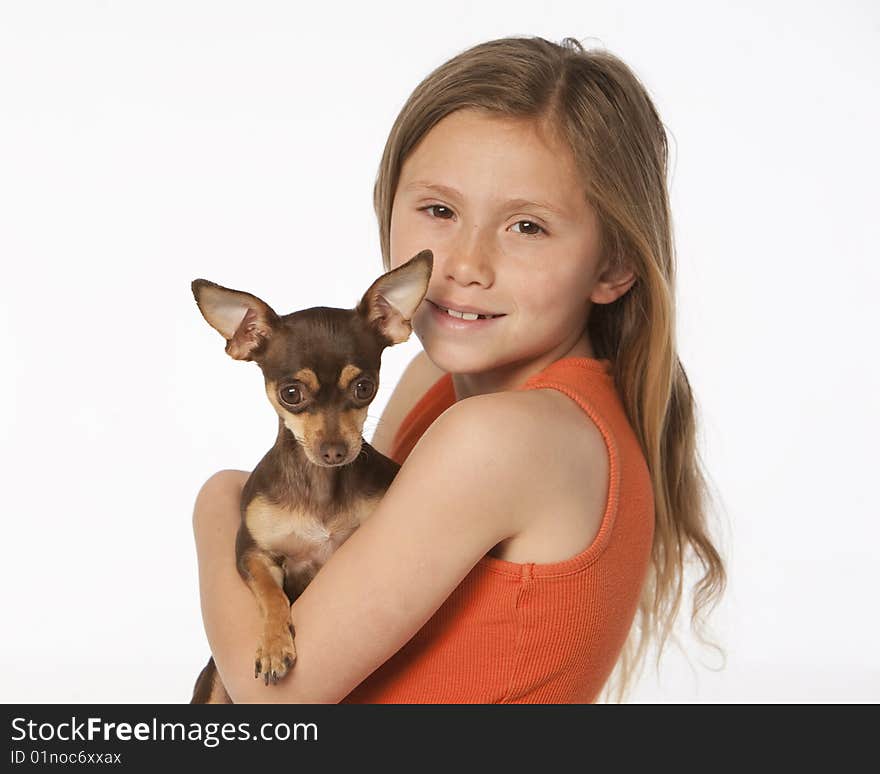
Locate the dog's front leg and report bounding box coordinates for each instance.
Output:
[240,550,296,685]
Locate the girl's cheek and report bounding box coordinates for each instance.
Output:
[390,214,432,267]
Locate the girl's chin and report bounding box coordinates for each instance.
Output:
[414,337,503,375]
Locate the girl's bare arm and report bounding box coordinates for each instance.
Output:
[192,392,540,703]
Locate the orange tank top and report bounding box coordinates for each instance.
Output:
[340,356,655,703]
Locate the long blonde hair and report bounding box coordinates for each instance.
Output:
[372,35,727,702]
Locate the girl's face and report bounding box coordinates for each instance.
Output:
[390,108,605,378]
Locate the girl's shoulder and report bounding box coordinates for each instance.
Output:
[439,387,609,565]
[453,383,606,468]
[372,350,447,456]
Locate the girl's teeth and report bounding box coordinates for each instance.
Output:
[440,305,495,320]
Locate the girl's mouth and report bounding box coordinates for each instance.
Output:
[427,300,506,330]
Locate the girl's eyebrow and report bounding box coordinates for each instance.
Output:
[403,180,569,218]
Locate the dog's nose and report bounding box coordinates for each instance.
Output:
[320,441,347,465]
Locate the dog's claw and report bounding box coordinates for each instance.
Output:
[255,622,296,686]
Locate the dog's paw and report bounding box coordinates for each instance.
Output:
[255,622,296,685]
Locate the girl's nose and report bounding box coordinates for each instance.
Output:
[443,226,496,286]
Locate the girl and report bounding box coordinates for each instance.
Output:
[193,35,726,703]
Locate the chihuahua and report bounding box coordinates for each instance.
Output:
[189,249,433,703]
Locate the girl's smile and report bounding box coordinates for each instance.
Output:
[425,297,507,332]
[389,107,608,396]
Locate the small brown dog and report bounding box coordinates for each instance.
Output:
[190,249,433,703]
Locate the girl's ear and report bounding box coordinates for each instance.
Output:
[590,263,638,304]
[191,279,280,361]
[356,249,434,345]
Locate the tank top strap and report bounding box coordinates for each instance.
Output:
[388,371,456,465]
[388,356,616,465]
[515,356,614,395]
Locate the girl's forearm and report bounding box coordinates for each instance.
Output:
[191,471,270,702]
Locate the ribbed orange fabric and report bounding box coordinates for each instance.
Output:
[340,356,655,703]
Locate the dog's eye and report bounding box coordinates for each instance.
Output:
[354,379,375,401]
[279,384,304,406]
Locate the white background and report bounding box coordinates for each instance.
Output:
[1,0,877,703]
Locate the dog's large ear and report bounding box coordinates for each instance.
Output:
[191,279,280,361]
[356,249,433,345]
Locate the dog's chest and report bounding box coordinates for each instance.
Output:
[244,494,380,567]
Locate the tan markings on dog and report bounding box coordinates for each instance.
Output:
[242,552,297,680]
[338,406,369,448]
[242,552,291,617]
[266,380,295,422]
[246,494,363,563]
[246,495,330,552]
[265,380,322,445]
[294,412,329,448]
[268,564,284,588]
[265,379,368,464]
[283,410,324,451]
[337,364,361,390]
[293,368,319,392]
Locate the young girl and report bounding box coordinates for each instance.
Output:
[192,35,726,703]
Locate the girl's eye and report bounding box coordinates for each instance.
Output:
[511,220,546,237]
[419,205,547,237]
[420,204,454,219]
